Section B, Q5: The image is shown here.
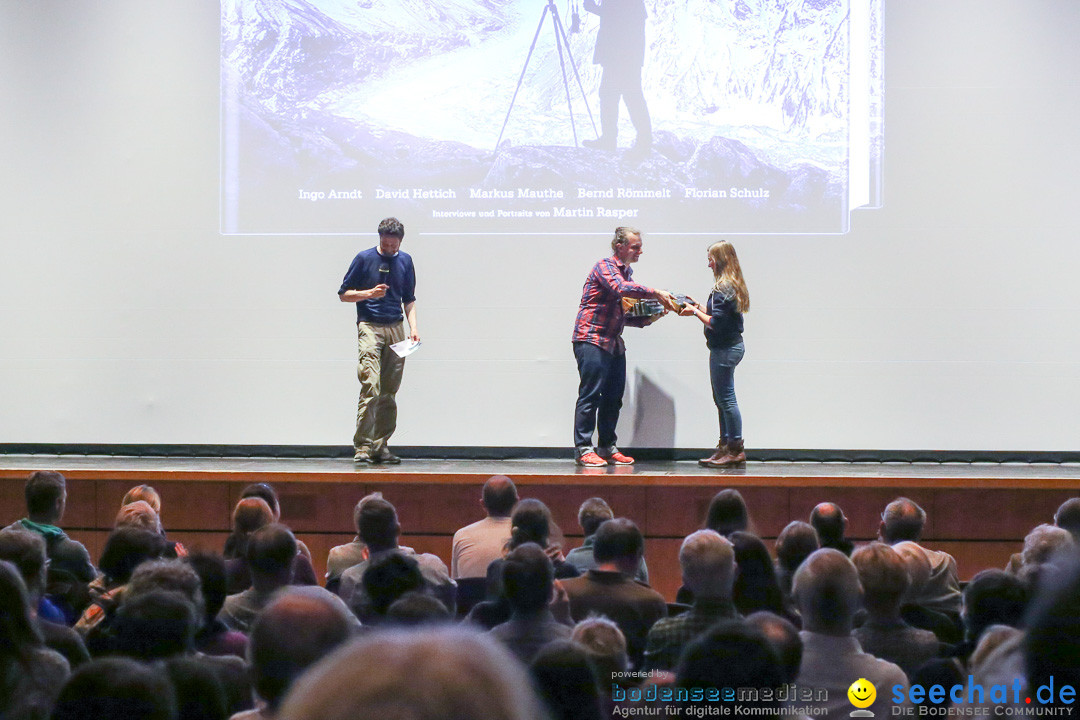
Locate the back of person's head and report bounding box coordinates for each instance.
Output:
[24,469,66,520]
[571,616,629,685]
[246,523,297,577]
[792,548,862,634]
[51,657,178,720]
[1054,498,1080,538]
[350,491,383,535]
[361,550,424,617]
[122,485,162,515]
[529,640,604,720]
[482,476,518,517]
[775,521,819,574]
[233,497,274,534]
[0,528,47,594]
[249,591,355,712]
[1026,557,1080,706]
[892,541,932,600]
[163,657,228,720]
[679,529,735,599]
[705,489,749,536]
[676,620,786,713]
[509,499,552,549]
[185,552,228,623]
[386,591,452,627]
[0,559,43,661]
[730,531,785,616]
[577,497,615,537]
[851,542,910,616]
[99,527,168,585]
[501,542,554,614]
[809,502,847,544]
[881,497,927,543]
[356,497,400,550]
[592,518,644,570]
[240,483,280,519]
[746,611,803,684]
[127,559,204,616]
[112,590,199,660]
[277,628,547,720]
[1021,523,1077,568]
[962,569,1027,642]
[116,500,163,534]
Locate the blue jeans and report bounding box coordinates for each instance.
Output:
[573,342,626,452]
[710,342,744,440]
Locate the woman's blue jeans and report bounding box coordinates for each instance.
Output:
[709,342,744,440]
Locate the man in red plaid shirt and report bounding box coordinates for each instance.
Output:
[572,227,678,466]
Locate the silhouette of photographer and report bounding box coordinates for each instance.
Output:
[582,0,652,158]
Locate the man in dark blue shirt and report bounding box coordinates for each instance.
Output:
[338,218,419,464]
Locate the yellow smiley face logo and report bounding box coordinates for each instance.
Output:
[848,678,876,709]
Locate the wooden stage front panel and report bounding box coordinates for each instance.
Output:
[2,457,1078,601]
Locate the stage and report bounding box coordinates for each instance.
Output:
[3,456,1078,601]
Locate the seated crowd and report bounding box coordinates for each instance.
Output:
[3,469,1080,720]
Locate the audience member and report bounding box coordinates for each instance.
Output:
[1005,498,1080,573]
[324,493,375,591]
[76,526,167,637]
[186,552,248,658]
[111,589,200,660]
[530,640,605,720]
[562,518,666,668]
[879,497,961,617]
[487,543,571,663]
[163,657,228,720]
[704,488,750,536]
[0,560,70,720]
[571,616,630,690]
[1025,555,1080,709]
[909,659,965,710]
[968,624,1021,675]
[8,471,96,619]
[224,498,316,594]
[792,548,908,717]
[337,496,456,617]
[851,542,940,677]
[451,475,518,579]
[360,550,425,622]
[0,528,89,668]
[746,611,803,684]
[730,531,791,619]
[674,620,786,716]
[565,496,649,583]
[219,524,297,632]
[644,529,737,671]
[775,520,819,598]
[238,483,314,563]
[1014,523,1077,590]
[276,629,548,720]
[50,657,177,720]
[810,502,854,555]
[237,590,356,720]
[892,540,962,643]
[956,569,1027,662]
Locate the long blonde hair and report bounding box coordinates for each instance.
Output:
[709,241,749,313]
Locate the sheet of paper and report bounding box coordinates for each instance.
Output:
[390,339,421,358]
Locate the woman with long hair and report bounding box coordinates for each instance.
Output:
[680,240,750,467]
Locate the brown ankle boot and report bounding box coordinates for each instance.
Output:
[698,439,727,467]
[707,438,745,468]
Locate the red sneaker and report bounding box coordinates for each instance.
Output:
[576,451,608,467]
[602,450,635,466]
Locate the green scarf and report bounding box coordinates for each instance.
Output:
[18,517,65,539]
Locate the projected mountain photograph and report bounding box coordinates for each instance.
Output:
[221,0,882,235]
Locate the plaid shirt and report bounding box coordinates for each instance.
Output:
[642,598,740,672]
[572,255,654,354]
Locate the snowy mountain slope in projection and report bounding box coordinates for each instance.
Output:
[221,0,882,234]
